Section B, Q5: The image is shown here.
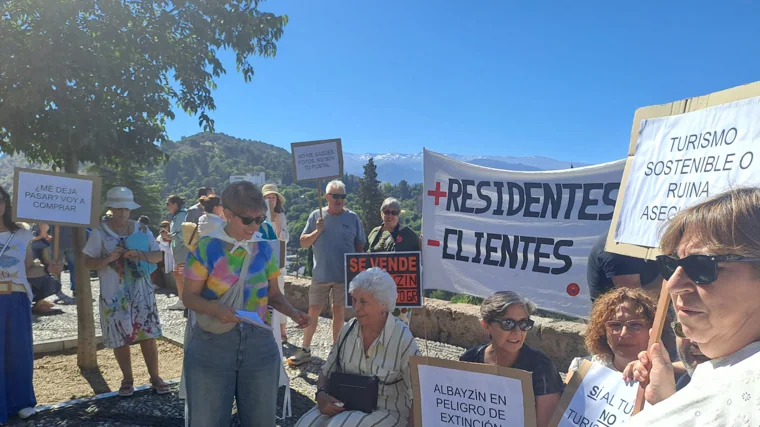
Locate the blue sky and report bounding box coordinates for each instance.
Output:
[165,0,760,165]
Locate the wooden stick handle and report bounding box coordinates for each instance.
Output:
[53,225,61,280]
[317,179,324,219]
[633,279,670,414]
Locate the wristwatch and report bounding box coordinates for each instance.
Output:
[315,388,329,400]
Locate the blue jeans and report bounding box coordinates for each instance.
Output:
[0,293,36,423]
[64,248,76,291]
[184,322,280,427]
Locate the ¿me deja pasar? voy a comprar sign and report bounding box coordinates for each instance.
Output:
[291,138,344,182]
[13,168,102,228]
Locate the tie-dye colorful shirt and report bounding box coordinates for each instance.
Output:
[184,236,280,324]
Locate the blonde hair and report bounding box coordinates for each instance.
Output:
[660,188,760,268]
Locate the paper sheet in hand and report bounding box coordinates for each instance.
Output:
[235,310,272,330]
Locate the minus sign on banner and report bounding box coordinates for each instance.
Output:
[427,239,440,247]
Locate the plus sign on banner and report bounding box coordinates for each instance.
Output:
[421,149,625,318]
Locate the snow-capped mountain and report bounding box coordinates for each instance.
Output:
[343,152,587,184]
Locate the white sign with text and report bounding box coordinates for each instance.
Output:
[15,169,96,226]
[556,363,639,427]
[615,97,760,248]
[291,139,343,182]
[417,363,528,427]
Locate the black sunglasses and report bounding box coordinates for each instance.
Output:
[328,193,347,200]
[383,210,399,216]
[234,213,267,226]
[656,254,760,285]
[492,318,534,332]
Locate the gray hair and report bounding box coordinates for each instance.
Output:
[325,179,345,194]
[480,291,536,323]
[348,267,397,312]
[380,197,402,214]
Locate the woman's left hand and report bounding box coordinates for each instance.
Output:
[122,250,140,261]
[290,310,311,329]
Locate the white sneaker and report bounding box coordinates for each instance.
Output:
[18,407,35,419]
[287,348,312,366]
[167,300,185,310]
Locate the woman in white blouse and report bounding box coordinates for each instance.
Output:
[196,195,225,237]
[262,184,289,341]
[295,268,420,427]
[623,188,760,426]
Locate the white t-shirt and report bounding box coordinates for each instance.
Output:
[568,354,616,373]
[156,236,174,273]
[628,341,760,426]
[198,213,225,237]
[0,228,33,299]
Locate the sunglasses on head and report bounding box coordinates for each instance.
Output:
[656,254,760,285]
[492,318,534,332]
[383,210,399,216]
[328,193,347,200]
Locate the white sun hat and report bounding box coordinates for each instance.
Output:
[105,187,141,210]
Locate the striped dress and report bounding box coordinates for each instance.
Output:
[296,315,420,427]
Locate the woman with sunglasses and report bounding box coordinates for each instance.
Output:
[182,181,310,427]
[460,291,563,427]
[622,188,760,426]
[566,288,655,381]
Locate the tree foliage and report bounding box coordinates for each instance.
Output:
[0,0,288,168]
[357,158,385,238]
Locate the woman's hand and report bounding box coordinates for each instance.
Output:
[214,305,241,324]
[107,247,125,263]
[122,250,140,261]
[289,310,311,329]
[622,342,677,405]
[317,391,345,417]
[47,260,64,276]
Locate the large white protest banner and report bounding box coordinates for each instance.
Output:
[422,149,625,317]
[550,360,640,427]
[411,356,536,427]
[291,138,344,182]
[615,96,760,248]
[13,168,101,228]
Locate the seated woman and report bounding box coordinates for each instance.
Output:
[623,188,760,425]
[566,287,654,380]
[295,267,420,427]
[460,291,563,427]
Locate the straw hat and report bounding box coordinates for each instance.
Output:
[261,184,285,206]
[104,187,141,210]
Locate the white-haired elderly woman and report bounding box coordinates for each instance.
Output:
[367,197,420,324]
[622,188,760,426]
[295,268,421,427]
[460,291,563,427]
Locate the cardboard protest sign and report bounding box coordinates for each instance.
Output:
[422,149,625,317]
[606,81,760,258]
[344,252,422,308]
[411,356,537,427]
[291,138,344,182]
[13,168,102,228]
[550,360,639,427]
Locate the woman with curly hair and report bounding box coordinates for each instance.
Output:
[567,287,655,380]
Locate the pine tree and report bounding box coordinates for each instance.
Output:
[357,158,385,239]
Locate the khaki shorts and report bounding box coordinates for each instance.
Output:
[309,280,346,307]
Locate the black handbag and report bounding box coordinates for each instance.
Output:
[327,319,401,413]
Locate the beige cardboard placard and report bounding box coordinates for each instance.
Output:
[411,355,537,427]
[290,138,344,183]
[549,359,592,427]
[12,168,102,228]
[605,81,760,259]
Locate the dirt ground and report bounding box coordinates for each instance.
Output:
[33,340,184,405]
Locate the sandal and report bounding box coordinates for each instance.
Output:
[119,380,134,397]
[150,377,171,395]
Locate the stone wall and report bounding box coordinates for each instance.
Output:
[284,276,588,371]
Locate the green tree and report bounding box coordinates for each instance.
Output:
[398,179,411,200]
[0,0,287,368]
[357,158,385,239]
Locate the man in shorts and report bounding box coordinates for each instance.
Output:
[287,180,365,366]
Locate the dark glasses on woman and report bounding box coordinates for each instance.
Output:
[235,213,267,226]
[655,254,760,285]
[492,318,534,332]
[383,210,399,216]
[605,319,648,334]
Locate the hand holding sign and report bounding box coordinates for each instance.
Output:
[622,342,676,405]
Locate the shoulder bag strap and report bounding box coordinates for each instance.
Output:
[223,244,255,311]
[335,318,358,372]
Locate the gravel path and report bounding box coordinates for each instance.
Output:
[23,275,467,426]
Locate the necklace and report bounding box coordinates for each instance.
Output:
[109,220,130,236]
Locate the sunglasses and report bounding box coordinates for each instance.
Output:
[383,210,399,216]
[656,254,760,285]
[605,319,648,335]
[328,193,347,200]
[492,318,534,332]
[234,213,267,226]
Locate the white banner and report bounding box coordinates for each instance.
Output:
[422,149,625,317]
[615,97,760,248]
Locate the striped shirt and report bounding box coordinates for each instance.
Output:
[322,315,420,421]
